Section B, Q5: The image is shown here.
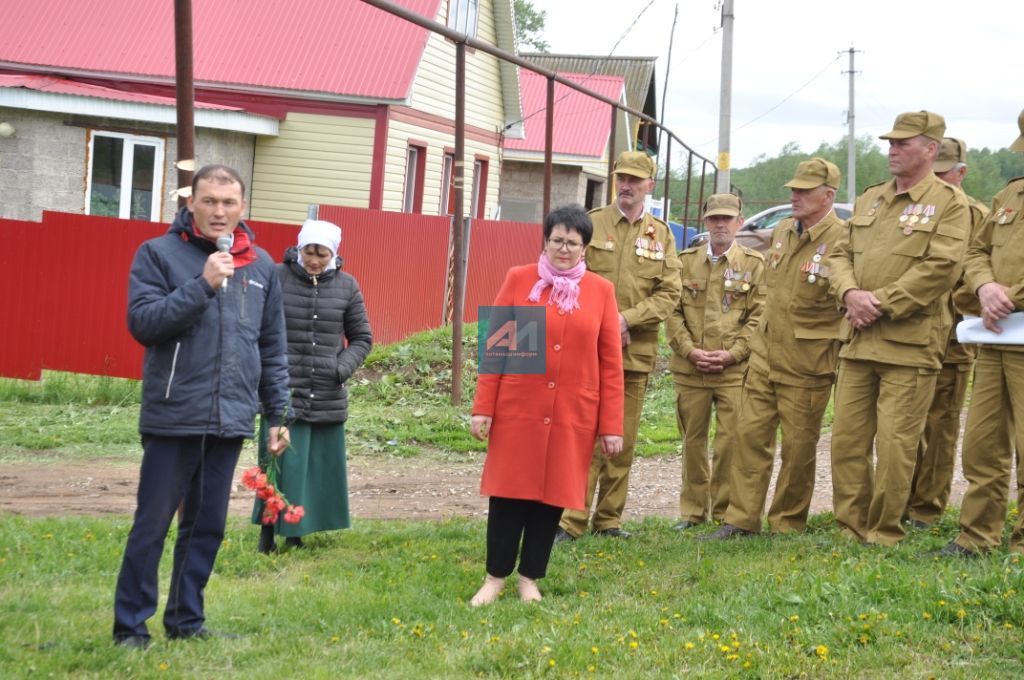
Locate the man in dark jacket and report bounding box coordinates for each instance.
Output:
[113,165,290,648]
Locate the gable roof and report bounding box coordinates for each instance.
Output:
[520,53,659,153]
[0,0,442,102]
[504,70,624,158]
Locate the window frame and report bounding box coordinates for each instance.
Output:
[446,0,479,38]
[402,142,427,213]
[85,130,165,221]
[471,155,489,219]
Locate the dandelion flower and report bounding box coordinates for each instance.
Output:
[789,615,800,623]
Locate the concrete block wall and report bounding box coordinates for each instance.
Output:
[0,106,255,223]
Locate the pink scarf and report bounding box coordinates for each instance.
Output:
[527,253,585,314]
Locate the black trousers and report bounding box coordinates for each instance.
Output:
[486,496,563,580]
[113,434,242,641]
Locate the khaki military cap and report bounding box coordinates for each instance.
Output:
[614,151,657,179]
[784,157,841,190]
[879,110,946,142]
[933,137,967,173]
[1011,109,1024,153]
[703,193,742,218]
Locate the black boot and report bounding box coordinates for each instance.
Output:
[257,525,276,554]
[284,536,304,549]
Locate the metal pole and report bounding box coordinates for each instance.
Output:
[846,46,857,203]
[451,41,467,405]
[684,150,693,228]
[715,0,734,193]
[543,75,554,219]
[174,0,195,207]
[662,135,672,222]
[658,3,679,154]
[607,106,617,204]
[698,160,709,219]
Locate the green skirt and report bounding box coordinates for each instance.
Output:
[251,420,350,537]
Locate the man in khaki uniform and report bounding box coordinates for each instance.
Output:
[828,110,969,546]
[938,110,1024,557]
[668,193,765,529]
[705,159,845,540]
[556,151,682,540]
[905,138,989,528]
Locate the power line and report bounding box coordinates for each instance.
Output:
[510,0,658,129]
[696,53,843,149]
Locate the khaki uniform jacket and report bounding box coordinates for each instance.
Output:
[943,193,989,364]
[750,211,845,387]
[829,173,970,370]
[667,242,766,386]
[963,176,1024,354]
[586,204,682,373]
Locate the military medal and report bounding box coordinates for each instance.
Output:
[903,225,913,235]
[654,241,665,260]
[999,208,1015,224]
[741,271,751,292]
[868,199,881,217]
[807,273,816,283]
[899,205,913,223]
[604,234,615,250]
[774,241,783,249]
[722,293,732,312]
[920,205,935,225]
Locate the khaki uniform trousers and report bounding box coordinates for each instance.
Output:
[955,348,1024,553]
[674,381,740,523]
[906,362,971,525]
[724,365,832,533]
[560,370,649,536]
[830,359,938,545]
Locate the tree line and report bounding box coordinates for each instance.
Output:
[656,137,1024,226]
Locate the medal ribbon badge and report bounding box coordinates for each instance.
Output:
[920,205,936,225]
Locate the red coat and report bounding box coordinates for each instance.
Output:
[472,264,624,510]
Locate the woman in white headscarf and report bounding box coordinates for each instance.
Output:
[253,220,373,552]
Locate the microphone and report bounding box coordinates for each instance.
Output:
[216,235,232,290]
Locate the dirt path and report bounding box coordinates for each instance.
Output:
[0,430,977,521]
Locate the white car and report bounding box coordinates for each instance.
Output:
[689,202,852,252]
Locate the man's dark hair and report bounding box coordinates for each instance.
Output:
[192,164,246,198]
[543,204,593,245]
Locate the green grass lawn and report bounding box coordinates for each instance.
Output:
[1,327,1021,677]
[1,513,1021,677]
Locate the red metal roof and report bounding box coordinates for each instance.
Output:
[0,0,440,100]
[504,70,624,157]
[0,74,239,109]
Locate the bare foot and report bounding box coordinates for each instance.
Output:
[470,574,505,607]
[517,576,542,602]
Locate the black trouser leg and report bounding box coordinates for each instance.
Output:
[518,501,563,579]
[486,497,563,579]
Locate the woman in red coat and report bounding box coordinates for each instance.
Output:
[469,205,625,607]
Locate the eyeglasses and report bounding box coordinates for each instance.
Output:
[547,237,584,252]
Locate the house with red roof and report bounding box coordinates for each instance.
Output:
[0,0,522,224]
[499,54,659,223]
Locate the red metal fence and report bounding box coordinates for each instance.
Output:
[0,209,540,381]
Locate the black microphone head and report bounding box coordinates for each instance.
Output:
[216,235,232,253]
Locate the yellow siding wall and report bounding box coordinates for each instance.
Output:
[411,1,505,131]
[249,113,375,224]
[383,119,500,218]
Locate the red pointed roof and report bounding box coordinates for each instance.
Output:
[504,70,624,158]
[0,74,239,109]
[0,0,441,100]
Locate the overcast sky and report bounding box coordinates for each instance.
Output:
[529,0,1023,169]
